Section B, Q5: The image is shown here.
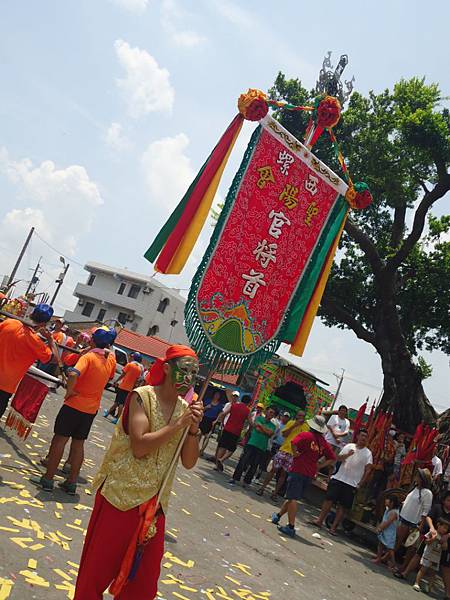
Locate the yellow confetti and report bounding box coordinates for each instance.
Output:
[84,488,92,495]
[9,536,34,548]
[55,511,62,519]
[53,569,72,581]
[0,577,14,600]
[251,513,262,519]
[66,524,84,532]
[28,559,37,569]
[56,530,73,541]
[0,526,20,533]
[54,581,76,599]
[67,561,79,569]
[172,593,190,600]
[209,495,218,500]
[179,584,198,592]
[171,491,177,496]
[181,508,191,516]
[231,563,252,576]
[29,543,45,551]
[227,508,235,514]
[176,479,191,487]
[56,502,64,510]
[74,519,82,526]
[214,512,225,519]
[19,570,49,588]
[225,576,241,585]
[294,569,305,577]
[163,562,173,569]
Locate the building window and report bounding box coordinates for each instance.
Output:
[157,298,169,314]
[128,284,140,299]
[87,274,96,286]
[147,325,159,336]
[117,282,126,295]
[117,312,128,325]
[82,302,95,317]
[97,308,106,322]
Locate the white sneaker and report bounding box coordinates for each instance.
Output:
[412,583,421,592]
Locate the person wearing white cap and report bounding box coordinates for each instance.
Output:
[271,414,336,538]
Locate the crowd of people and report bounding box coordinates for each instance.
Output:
[200,393,450,597]
[0,304,449,598]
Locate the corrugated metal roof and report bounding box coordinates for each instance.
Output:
[116,329,172,359]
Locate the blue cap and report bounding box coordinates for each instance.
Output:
[30,303,54,323]
[92,327,117,348]
[131,352,142,362]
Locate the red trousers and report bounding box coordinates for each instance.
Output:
[74,491,165,600]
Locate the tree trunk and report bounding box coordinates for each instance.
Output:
[376,324,436,433]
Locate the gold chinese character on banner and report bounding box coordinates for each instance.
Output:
[256,166,275,189]
[305,201,319,226]
[279,184,299,209]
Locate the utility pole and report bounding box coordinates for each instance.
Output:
[331,368,345,409]
[50,258,70,307]
[7,227,34,288]
[25,256,42,296]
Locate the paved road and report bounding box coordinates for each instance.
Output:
[0,388,421,599]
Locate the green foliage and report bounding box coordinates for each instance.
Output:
[269,73,450,356]
[416,356,433,380]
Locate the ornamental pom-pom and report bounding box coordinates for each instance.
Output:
[316,95,341,129]
[238,89,268,121]
[346,182,373,210]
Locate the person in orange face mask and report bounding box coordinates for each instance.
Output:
[73,345,204,600]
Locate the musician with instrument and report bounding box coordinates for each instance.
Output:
[0,303,58,420]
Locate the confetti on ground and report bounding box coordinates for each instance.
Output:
[294,569,305,577]
[214,512,225,519]
[19,569,50,587]
[181,508,191,516]
[27,558,37,569]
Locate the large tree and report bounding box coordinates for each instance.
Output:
[268,74,450,432]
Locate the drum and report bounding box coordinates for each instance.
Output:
[4,368,61,440]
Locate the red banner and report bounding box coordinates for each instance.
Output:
[190,115,347,358]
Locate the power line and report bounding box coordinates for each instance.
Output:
[33,230,86,269]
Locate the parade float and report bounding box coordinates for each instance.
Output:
[251,357,334,417]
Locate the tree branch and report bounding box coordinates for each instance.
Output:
[390,205,406,249]
[321,296,377,347]
[387,174,450,271]
[344,220,384,276]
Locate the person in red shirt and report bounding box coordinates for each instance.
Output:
[31,328,117,495]
[0,304,57,419]
[215,393,252,471]
[271,414,336,538]
[104,352,144,423]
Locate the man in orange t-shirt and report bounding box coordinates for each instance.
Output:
[0,304,56,419]
[31,328,117,494]
[39,319,75,376]
[104,352,144,423]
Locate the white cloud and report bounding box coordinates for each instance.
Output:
[141,133,194,211]
[110,0,149,14]
[161,0,206,47]
[114,39,174,118]
[0,148,103,267]
[104,122,132,152]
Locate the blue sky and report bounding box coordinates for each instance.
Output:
[0,0,448,411]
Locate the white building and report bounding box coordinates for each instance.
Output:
[64,262,189,344]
